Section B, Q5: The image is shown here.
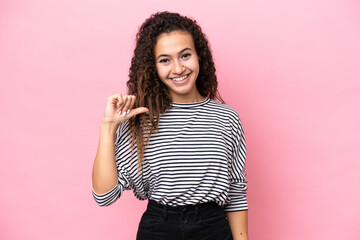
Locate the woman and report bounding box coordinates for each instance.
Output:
[92,11,248,240]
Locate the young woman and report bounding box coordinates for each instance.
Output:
[92,12,248,240]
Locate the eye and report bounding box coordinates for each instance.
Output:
[181,53,191,59]
[159,58,169,64]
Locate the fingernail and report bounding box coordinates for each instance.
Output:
[122,112,127,117]
[127,110,130,114]
[118,111,122,116]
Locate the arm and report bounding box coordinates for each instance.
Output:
[226,210,248,240]
[91,122,119,195]
[224,112,249,238]
[91,94,148,205]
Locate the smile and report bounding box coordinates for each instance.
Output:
[171,74,189,82]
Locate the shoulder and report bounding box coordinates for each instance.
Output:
[206,100,245,135]
[206,99,240,121]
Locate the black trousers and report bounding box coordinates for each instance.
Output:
[136,200,233,240]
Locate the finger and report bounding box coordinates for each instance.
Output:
[121,96,133,117]
[116,93,124,108]
[117,95,128,116]
[123,96,136,117]
[128,95,136,111]
[108,93,122,105]
[118,95,130,116]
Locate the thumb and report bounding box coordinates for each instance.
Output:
[125,107,149,119]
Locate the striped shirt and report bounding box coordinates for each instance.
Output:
[92,98,248,212]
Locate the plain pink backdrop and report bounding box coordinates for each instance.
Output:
[1,0,360,239]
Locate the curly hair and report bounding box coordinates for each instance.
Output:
[126,11,224,170]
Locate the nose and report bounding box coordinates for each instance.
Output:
[172,59,185,75]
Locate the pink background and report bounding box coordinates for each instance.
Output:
[1,0,360,239]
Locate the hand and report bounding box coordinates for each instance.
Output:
[102,93,149,126]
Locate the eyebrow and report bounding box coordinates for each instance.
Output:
[156,48,192,60]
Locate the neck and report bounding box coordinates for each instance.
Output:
[171,91,205,103]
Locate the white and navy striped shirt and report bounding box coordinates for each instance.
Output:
[92,98,248,212]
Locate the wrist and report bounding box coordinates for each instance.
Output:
[100,121,119,135]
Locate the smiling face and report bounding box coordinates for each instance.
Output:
[154,30,203,103]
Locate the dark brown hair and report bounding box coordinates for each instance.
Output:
[126,11,224,170]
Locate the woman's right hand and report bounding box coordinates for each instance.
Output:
[102,93,149,127]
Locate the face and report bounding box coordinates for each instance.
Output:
[154,30,202,103]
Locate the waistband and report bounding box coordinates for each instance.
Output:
[147,200,222,221]
[148,199,220,212]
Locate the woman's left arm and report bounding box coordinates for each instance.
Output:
[226,210,248,240]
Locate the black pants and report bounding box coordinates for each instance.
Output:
[136,200,233,240]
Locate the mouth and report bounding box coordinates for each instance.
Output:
[170,74,190,84]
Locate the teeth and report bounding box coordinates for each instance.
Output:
[172,75,188,81]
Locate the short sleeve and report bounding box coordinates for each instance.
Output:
[223,114,248,212]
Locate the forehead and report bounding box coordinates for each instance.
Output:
[154,30,195,56]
